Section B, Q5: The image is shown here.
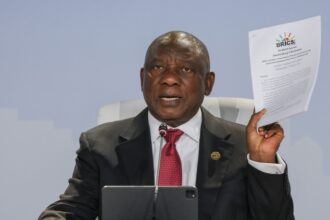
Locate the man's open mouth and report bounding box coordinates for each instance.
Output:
[159,95,182,101]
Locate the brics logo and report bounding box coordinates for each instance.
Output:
[276,32,295,47]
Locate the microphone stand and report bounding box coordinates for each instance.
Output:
[152,123,167,220]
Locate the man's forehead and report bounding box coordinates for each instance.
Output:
[146,46,206,69]
[144,31,210,71]
[152,44,196,57]
[147,53,199,65]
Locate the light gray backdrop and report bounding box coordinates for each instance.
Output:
[1,0,329,219]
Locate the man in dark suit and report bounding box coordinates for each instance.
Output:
[39,31,294,220]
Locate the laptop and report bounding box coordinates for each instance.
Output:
[101,186,198,220]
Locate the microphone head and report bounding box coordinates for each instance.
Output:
[159,123,168,137]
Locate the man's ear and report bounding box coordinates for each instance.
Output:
[204,71,215,95]
[140,68,144,91]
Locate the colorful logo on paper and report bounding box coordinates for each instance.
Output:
[276,32,296,47]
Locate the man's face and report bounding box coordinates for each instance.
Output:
[140,43,214,127]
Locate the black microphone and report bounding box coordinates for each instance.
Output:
[159,123,167,137]
[152,123,168,220]
[156,123,167,187]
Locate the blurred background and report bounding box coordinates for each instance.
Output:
[0,0,329,219]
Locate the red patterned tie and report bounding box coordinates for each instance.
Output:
[159,129,184,186]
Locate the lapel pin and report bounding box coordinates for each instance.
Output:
[210,151,221,161]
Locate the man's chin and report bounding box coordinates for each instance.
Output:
[153,111,190,127]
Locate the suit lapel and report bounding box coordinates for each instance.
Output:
[196,108,235,189]
[115,108,154,185]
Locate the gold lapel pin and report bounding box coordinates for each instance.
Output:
[210,151,221,161]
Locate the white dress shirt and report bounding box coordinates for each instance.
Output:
[148,109,286,186]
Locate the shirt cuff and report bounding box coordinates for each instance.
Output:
[247,153,286,174]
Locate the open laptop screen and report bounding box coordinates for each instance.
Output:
[101,186,198,220]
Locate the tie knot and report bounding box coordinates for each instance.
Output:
[164,129,183,143]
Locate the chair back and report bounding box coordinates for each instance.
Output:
[97,97,254,125]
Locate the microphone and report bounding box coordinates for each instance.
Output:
[155,123,167,187]
[152,123,168,220]
[159,123,167,137]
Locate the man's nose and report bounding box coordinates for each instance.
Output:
[161,68,180,86]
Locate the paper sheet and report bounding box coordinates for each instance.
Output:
[249,16,321,127]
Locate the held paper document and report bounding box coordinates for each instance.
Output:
[249,16,321,127]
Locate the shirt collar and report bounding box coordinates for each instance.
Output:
[148,108,202,143]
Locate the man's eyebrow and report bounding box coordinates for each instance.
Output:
[147,58,163,63]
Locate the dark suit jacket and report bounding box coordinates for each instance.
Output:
[39,108,294,220]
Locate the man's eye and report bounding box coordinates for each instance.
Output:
[181,67,191,73]
[153,65,164,70]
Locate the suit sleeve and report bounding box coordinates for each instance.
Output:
[38,133,99,220]
[247,164,295,220]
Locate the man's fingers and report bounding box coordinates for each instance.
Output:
[257,127,266,136]
[247,108,267,131]
[261,123,284,138]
